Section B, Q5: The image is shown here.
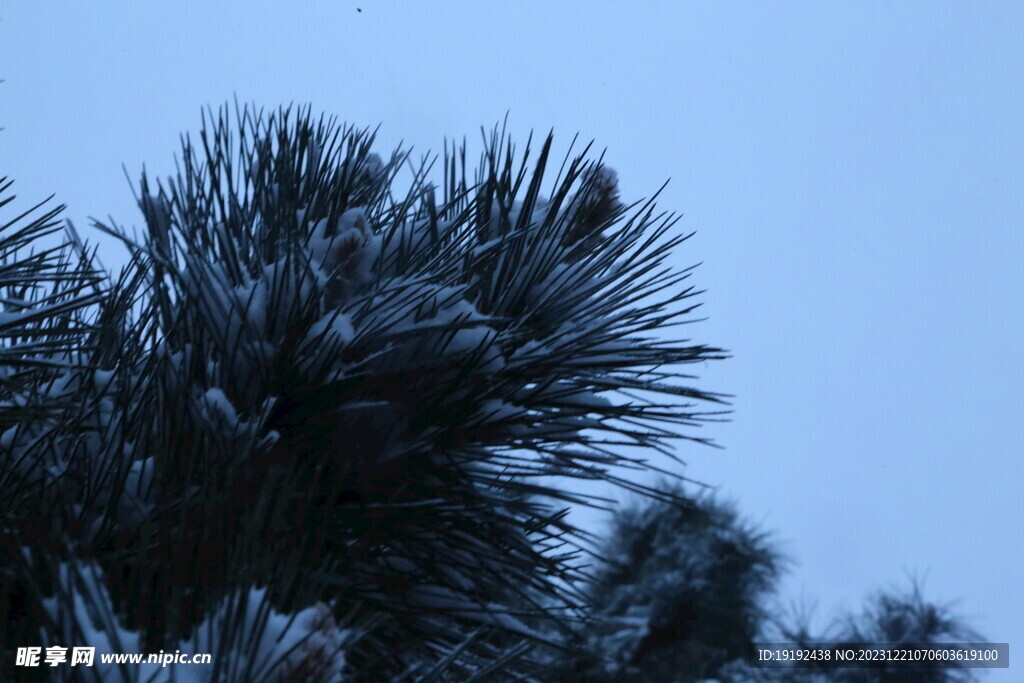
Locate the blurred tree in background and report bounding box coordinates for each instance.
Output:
[549,487,984,682]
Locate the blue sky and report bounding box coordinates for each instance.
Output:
[2,1,1020,676]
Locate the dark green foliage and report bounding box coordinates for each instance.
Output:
[1,105,726,680]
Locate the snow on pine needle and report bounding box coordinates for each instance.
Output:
[1,105,726,680]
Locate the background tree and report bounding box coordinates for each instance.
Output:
[556,485,783,681]
[552,487,985,683]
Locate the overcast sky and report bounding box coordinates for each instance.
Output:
[2,2,1020,677]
